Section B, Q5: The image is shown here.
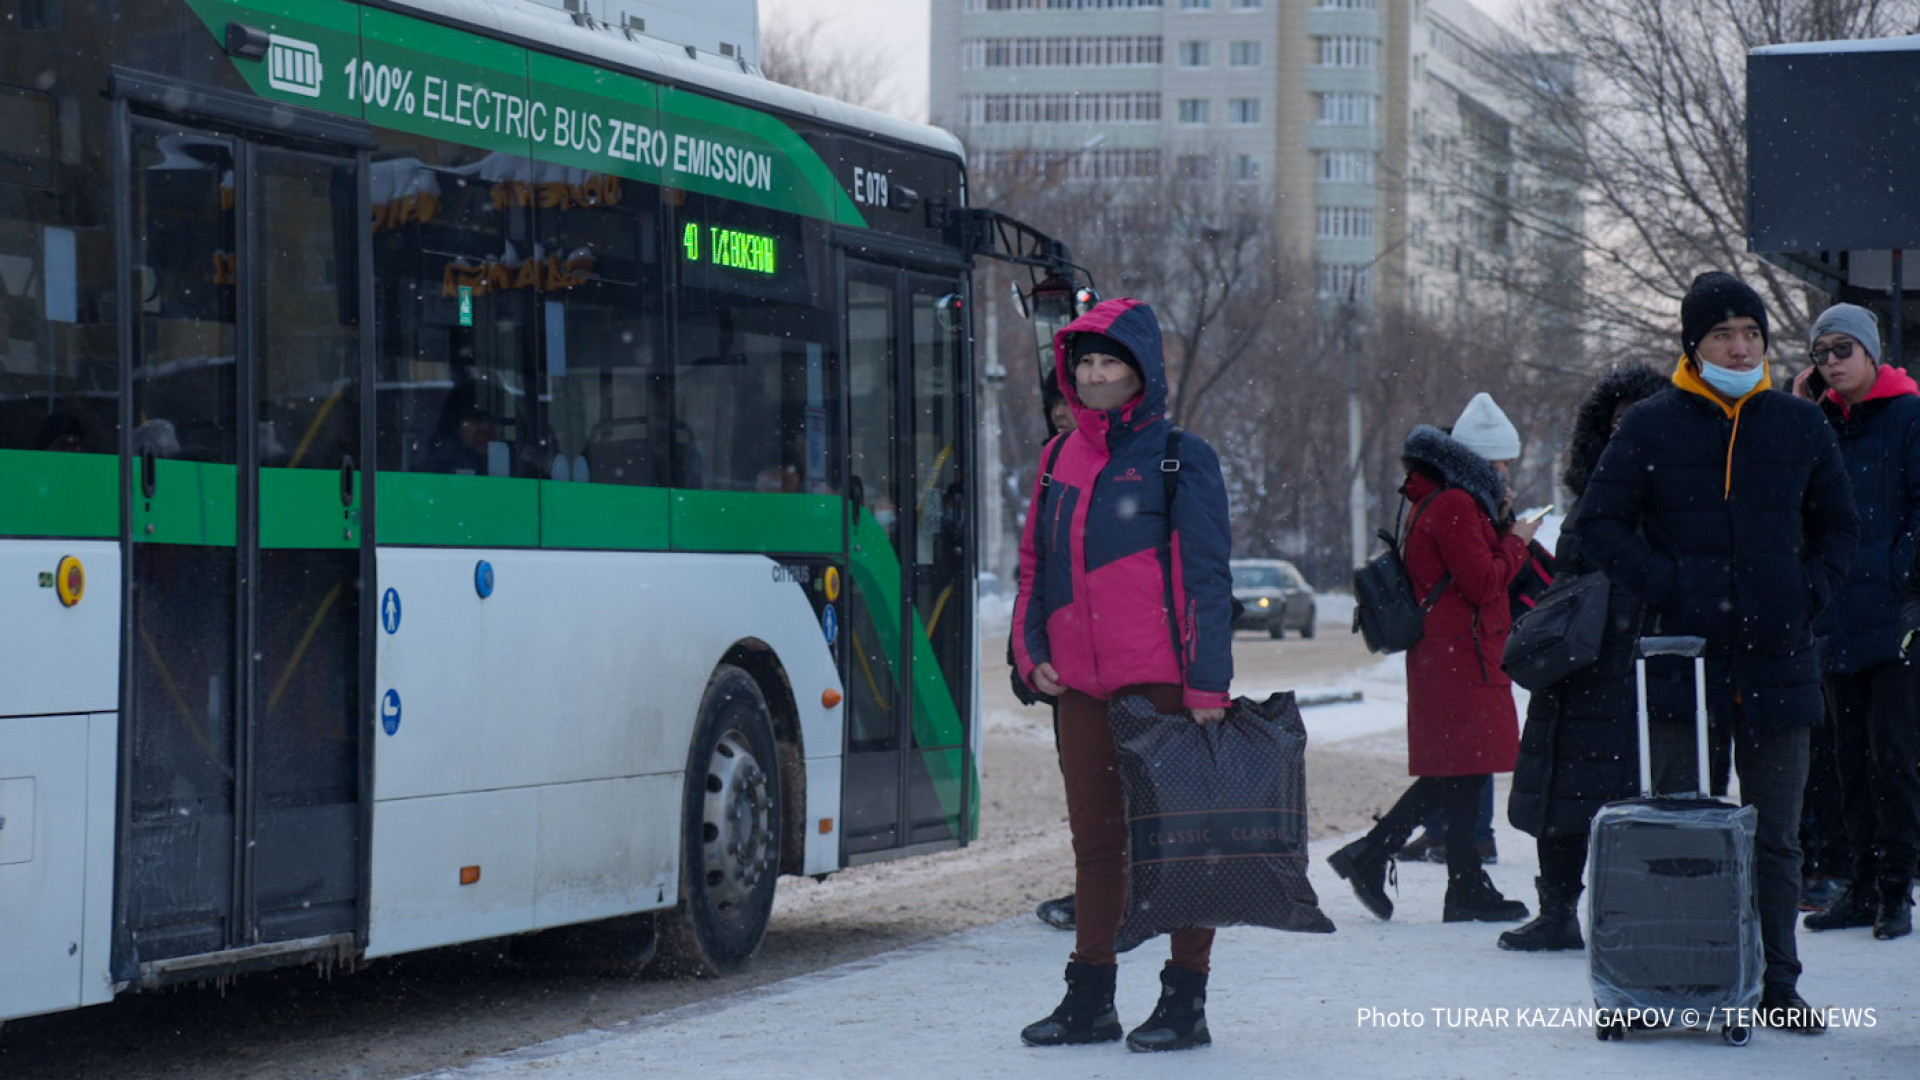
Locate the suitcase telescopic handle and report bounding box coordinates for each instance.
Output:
[1634,637,1712,798]
[1636,635,1707,658]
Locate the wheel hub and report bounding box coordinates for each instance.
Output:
[700,730,773,911]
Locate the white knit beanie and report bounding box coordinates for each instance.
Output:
[1451,392,1521,462]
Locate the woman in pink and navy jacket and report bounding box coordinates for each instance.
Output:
[1011,298,1234,1054]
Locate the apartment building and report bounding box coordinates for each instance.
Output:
[930,0,1582,319]
[516,0,762,65]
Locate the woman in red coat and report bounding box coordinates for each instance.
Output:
[1329,394,1537,922]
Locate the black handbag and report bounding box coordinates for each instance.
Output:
[1108,692,1336,952]
[1502,570,1610,691]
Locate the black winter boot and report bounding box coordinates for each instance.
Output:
[1875,876,1913,941]
[1758,983,1827,1035]
[1020,961,1123,1046]
[1327,835,1398,921]
[1803,880,1877,931]
[1497,877,1584,951]
[1126,965,1210,1052]
[1035,893,1076,931]
[1443,869,1529,923]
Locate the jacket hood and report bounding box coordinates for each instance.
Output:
[1824,361,1920,417]
[1401,424,1507,521]
[1053,298,1168,440]
[1563,364,1670,498]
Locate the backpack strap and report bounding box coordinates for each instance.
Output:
[1404,489,1452,610]
[1157,427,1187,681]
[1039,434,1068,488]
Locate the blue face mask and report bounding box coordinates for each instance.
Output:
[1697,359,1766,400]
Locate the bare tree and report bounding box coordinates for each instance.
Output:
[1477,0,1920,358]
[757,14,897,111]
[968,148,1316,570]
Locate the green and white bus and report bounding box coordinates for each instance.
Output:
[0,0,1072,1025]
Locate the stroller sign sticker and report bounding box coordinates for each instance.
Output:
[381,690,403,735]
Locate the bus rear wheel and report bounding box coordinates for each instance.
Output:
[656,665,782,977]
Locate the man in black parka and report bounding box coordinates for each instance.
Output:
[1578,272,1857,1033]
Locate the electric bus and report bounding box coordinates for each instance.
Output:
[0,0,1074,1024]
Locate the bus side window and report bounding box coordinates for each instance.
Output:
[536,172,666,487]
[371,144,538,479]
[670,194,838,496]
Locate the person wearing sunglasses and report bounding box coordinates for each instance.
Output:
[1789,303,1920,943]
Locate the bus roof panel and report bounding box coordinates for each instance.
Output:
[381,0,964,160]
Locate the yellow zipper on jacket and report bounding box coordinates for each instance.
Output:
[1670,354,1772,499]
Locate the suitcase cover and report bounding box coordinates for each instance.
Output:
[1586,797,1764,1014]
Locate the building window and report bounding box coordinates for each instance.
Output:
[1229,41,1260,66]
[1232,0,1263,9]
[1318,151,1375,183]
[962,93,1163,124]
[1316,207,1374,239]
[1432,24,1478,66]
[965,0,1166,10]
[1312,0,1377,9]
[972,148,1163,181]
[1317,93,1376,126]
[963,37,1165,69]
[1317,36,1378,68]
[1177,154,1217,180]
[1177,98,1212,124]
[1227,98,1260,124]
[1178,40,1211,66]
[1318,263,1373,300]
[1233,154,1261,181]
[1180,0,1214,9]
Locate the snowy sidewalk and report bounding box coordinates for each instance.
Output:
[404,820,1919,1080]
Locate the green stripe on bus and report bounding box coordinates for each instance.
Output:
[136,460,238,547]
[541,481,671,550]
[376,472,540,547]
[847,514,973,837]
[669,491,842,553]
[189,2,867,226]
[359,8,536,157]
[259,468,362,550]
[0,450,118,538]
[182,0,364,115]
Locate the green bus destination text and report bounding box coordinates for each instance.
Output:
[685,222,778,274]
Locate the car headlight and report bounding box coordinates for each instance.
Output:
[1257,597,1270,607]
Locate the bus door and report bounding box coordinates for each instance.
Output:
[119,115,367,971]
[842,260,975,860]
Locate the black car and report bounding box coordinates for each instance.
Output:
[1231,559,1317,639]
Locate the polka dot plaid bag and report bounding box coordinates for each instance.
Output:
[1110,691,1336,952]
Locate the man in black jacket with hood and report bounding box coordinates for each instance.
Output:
[1578,272,1856,1033]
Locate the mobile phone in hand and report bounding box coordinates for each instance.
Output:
[1521,504,1554,524]
[1805,367,1829,400]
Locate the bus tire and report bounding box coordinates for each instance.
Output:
[656,664,782,977]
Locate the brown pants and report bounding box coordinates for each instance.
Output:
[1058,683,1215,972]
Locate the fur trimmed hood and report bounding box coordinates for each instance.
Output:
[1562,365,1670,498]
[1402,424,1506,521]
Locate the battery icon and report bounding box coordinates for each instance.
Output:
[267,35,323,98]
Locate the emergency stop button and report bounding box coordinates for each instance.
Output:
[54,555,85,607]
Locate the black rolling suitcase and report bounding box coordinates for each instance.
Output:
[1586,636,1763,1047]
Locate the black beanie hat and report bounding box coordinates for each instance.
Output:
[1681,272,1770,360]
[1071,331,1143,380]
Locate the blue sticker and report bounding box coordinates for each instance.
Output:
[381,689,403,735]
[474,560,495,598]
[381,587,402,634]
[821,604,839,646]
